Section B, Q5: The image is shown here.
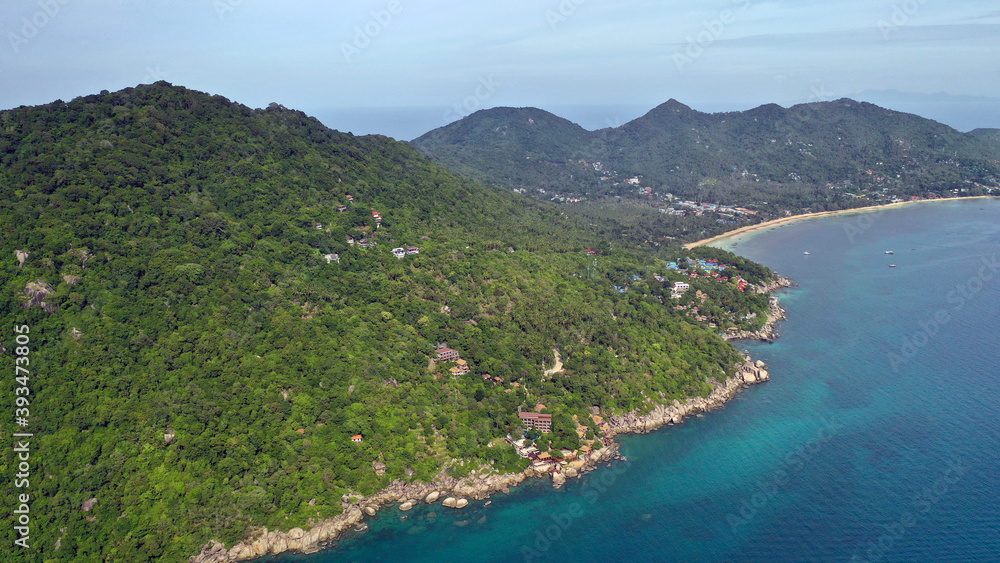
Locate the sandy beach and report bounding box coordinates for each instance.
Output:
[684,196,998,249]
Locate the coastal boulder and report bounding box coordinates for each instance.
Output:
[363,505,377,516]
[552,472,566,487]
[399,501,414,512]
[564,467,578,479]
[454,498,469,509]
[425,491,440,503]
[442,497,457,508]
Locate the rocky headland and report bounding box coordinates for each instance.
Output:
[190,285,789,563]
[724,277,792,343]
[604,357,771,437]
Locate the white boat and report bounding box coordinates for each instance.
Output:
[803,251,810,255]
[889,264,897,268]
[885,250,894,254]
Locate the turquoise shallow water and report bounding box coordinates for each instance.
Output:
[274,199,1000,563]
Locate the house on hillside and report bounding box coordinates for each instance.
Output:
[436,346,460,362]
[450,359,470,375]
[392,247,406,259]
[406,246,419,255]
[352,435,363,443]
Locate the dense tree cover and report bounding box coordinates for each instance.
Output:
[0,84,776,561]
[412,99,1000,217]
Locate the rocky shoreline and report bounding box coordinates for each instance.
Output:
[190,365,765,563]
[191,444,622,563]
[603,357,771,438]
[190,282,791,563]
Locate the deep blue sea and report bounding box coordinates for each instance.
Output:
[274,199,1000,563]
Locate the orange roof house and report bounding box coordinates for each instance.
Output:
[351,435,363,443]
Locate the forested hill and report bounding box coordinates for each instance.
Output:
[412,99,1000,206]
[969,127,1000,147]
[0,83,775,561]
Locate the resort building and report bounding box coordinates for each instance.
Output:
[519,411,553,433]
[436,346,460,362]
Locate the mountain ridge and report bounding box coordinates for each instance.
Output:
[412,98,1000,209]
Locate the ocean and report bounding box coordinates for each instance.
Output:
[272,198,1000,563]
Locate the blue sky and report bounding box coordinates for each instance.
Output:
[2,0,999,139]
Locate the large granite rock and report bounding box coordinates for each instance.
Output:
[552,472,566,487]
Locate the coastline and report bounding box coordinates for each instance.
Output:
[191,443,625,562]
[190,280,792,563]
[683,195,998,250]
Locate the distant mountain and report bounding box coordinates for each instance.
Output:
[969,127,1000,147]
[410,106,595,194]
[413,99,1000,209]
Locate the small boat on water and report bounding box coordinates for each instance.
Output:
[803,251,810,255]
[885,250,894,254]
[889,264,897,268]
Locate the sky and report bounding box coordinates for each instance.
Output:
[2,0,999,140]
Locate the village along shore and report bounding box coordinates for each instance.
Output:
[683,195,998,250]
